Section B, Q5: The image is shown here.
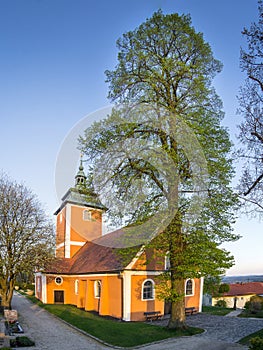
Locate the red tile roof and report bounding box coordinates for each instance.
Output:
[44,258,72,274]
[223,282,263,296]
[70,241,125,274]
[45,229,141,274]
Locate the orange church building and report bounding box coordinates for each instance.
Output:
[35,160,203,321]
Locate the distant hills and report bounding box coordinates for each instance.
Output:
[222,275,263,284]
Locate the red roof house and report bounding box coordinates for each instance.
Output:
[213,282,263,309]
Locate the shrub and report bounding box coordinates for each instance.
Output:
[10,336,35,347]
[15,282,34,291]
[246,296,263,314]
[249,336,263,350]
[245,301,251,310]
[215,299,227,308]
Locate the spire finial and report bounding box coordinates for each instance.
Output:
[75,154,86,188]
[79,153,84,171]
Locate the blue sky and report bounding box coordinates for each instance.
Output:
[0,0,261,275]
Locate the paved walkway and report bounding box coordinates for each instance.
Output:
[225,309,244,317]
[186,313,263,343]
[11,292,109,350]
[11,293,263,350]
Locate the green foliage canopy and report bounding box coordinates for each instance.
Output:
[79,10,239,328]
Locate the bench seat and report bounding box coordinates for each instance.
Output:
[185,307,198,315]
[144,311,162,321]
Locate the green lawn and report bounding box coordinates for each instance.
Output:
[239,309,263,318]
[202,305,233,316]
[239,328,263,346]
[24,296,203,347]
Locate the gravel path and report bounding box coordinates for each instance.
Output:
[11,293,263,350]
[11,292,109,350]
[186,313,263,342]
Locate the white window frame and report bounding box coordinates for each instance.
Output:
[142,279,155,301]
[185,279,194,296]
[36,277,41,293]
[164,252,170,270]
[83,209,92,221]
[75,280,79,295]
[94,280,102,299]
[55,276,63,285]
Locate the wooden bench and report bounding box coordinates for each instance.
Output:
[144,311,162,321]
[185,307,198,315]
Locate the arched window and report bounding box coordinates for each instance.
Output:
[142,279,154,300]
[75,280,79,295]
[83,209,91,221]
[185,279,194,296]
[165,252,170,270]
[94,280,101,298]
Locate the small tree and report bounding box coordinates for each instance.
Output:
[203,276,221,295]
[218,283,230,294]
[0,173,54,309]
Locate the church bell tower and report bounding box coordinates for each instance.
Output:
[55,158,105,258]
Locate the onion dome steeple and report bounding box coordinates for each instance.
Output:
[75,155,87,189]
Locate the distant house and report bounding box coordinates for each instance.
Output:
[35,160,203,321]
[212,282,263,309]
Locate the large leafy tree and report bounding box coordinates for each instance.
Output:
[0,173,54,309]
[237,0,263,213]
[80,11,239,328]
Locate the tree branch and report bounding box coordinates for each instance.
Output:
[251,131,263,143]
[244,172,263,196]
[249,74,263,92]
[238,194,263,211]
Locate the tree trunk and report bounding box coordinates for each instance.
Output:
[167,278,186,329]
[166,210,187,329]
[0,278,14,309]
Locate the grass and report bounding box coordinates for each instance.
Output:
[237,309,263,346]
[22,295,203,347]
[239,328,263,346]
[239,309,263,318]
[202,305,233,316]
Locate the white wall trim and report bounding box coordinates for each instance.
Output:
[56,242,64,249]
[122,271,132,321]
[42,274,47,304]
[65,204,72,258]
[125,246,145,270]
[123,270,162,276]
[69,241,86,247]
[199,276,204,312]
[56,241,85,250]
[45,272,119,278]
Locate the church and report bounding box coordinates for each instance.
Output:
[35,160,203,321]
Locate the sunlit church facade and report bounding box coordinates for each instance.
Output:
[35,160,203,321]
